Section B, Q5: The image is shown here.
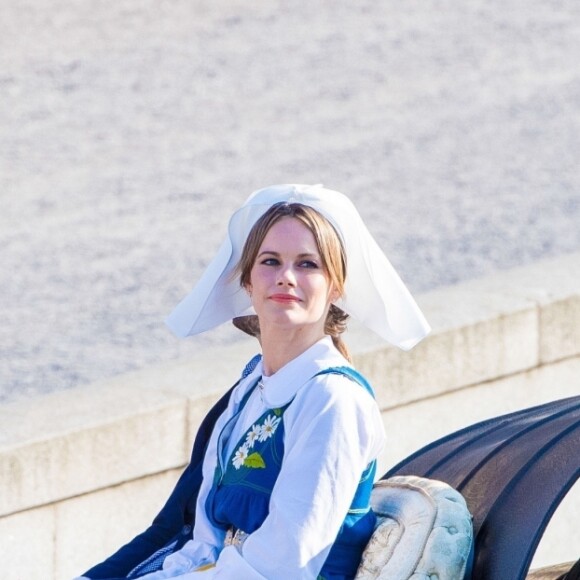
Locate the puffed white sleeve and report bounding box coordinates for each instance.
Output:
[211,373,385,580]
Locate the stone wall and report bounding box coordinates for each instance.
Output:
[2,252,579,580]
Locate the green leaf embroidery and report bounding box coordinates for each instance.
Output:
[273,408,282,416]
[244,452,266,468]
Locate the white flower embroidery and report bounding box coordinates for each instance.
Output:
[258,414,281,442]
[245,424,262,449]
[232,444,249,469]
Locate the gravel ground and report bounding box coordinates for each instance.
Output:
[1,0,579,403]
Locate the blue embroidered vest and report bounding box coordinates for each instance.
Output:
[205,366,377,580]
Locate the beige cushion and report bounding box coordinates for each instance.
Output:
[356,476,473,580]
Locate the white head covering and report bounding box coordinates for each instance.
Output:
[166,184,430,350]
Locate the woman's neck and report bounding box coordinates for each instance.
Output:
[260,325,326,376]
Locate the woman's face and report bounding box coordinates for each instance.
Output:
[246,217,339,336]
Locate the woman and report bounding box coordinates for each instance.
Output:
[79,184,430,580]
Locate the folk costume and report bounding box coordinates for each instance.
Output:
[135,338,383,580]
[79,185,430,580]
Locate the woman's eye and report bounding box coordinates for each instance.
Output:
[299,260,319,269]
[261,258,279,266]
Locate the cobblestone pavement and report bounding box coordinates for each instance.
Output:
[1,0,579,402]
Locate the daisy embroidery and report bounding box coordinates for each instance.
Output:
[258,414,281,442]
[245,424,262,449]
[232,444,249,469]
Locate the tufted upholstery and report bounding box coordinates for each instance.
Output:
[356,476,473,580]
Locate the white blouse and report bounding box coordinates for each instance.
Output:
[140,336,385,580]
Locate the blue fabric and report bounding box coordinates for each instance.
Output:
[126,539,179,578]
[207,401,290,534]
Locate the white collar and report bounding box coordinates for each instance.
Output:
[239,336,349,408]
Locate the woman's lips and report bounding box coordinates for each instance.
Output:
[270,294,301,303]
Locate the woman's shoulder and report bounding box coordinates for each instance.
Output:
[296,364,376,411]
[286,366,384,450]
[312,365,374,398]
[227,354,263,404]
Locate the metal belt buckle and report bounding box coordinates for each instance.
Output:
[224,527,249,551]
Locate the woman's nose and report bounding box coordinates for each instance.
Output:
[277,265,297,286]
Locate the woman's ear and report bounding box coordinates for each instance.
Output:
[329,285,341,304]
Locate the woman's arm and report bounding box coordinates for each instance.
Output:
[133,374,261,578]
[80,385,235,579]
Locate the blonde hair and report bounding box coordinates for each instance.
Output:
[235,202,351,361]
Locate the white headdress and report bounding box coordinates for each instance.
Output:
[166,184,430,350]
